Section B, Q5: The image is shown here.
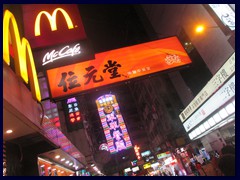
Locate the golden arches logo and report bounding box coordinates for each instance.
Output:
[3,9,41,102]
[35,8,74,36]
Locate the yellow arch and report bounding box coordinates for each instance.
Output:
[35,8,74,36]
[3,9,41,102]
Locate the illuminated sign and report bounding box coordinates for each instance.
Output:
[42,43,81,66]
[209,4,235,30]
[134,145,141,160]
[151,162,159,168]
[33,40,94,72]
[124,167,131,173]
[183,75,235,132]
[141,150,151,157]
[131,160,137,166]
[164,157,177,165]
[179,53,235,122]
[47,36,192,99]
[3,9,41,102]
[143,163,151,169]
[96,94,132,154]
[22,4,87,49]
[66,97,81,123]
[99,143,109,151]
[63,97,83,132]
[157,151,171,159]
[132,166,140,172]
[34,8,74,36]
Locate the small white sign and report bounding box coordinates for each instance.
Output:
[179,53,235,122]
[209,4,235,30]
[42,43,81,66]
[183,75,235,132]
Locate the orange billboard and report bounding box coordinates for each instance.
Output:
[47,36,192,99]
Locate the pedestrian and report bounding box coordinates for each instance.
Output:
[210,152,220,176]
[221,145,235,155]
[174,168,179,176]
[162,171,167,176]
[189,162,200,176]
[196,162,206,176]
[218,154,235,176]
[214,150,220,158]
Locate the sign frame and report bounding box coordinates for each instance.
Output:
[46,36,192,101]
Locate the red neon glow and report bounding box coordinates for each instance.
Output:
[70,118,75,123]
[69,113,74,117]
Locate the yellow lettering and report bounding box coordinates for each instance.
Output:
[3,9,41,102]
[35,8,74,36]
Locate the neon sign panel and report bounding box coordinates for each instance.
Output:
[96,94,132,154]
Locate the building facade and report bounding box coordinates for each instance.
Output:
[135,4,235,153]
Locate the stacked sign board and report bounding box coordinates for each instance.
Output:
[5,4,192,155]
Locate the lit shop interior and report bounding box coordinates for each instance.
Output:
[37,149,90,176]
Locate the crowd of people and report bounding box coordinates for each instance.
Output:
[188,145,235,176]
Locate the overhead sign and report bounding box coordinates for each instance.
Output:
[46,36,192,99]
[132,166,140,172]
[134,145,141,160]
[33,40,95,71]
[96,94,132,154]
[183,75,235,132]
[209,4,235,30]
[179,52,235,122]
[141,150,151,157]
[157,151,171,160]
[143,163,151,169]
[3,9,41,102]
[22,4,87,49]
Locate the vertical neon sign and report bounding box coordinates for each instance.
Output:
[63,97,83,132]
[134,145,141,160]
[67,97,81,123]
[96,94,132,154]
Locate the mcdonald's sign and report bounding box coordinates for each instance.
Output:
[22,4,87,49]
[3,9,41,102]
[34,8,74,36]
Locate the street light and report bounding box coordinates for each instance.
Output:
[195,25,205,33]
[195,24,219,34]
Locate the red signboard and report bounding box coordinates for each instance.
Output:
[47,36,192,99]
[22,4,87,49]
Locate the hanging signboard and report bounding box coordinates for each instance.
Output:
[96,94,133,154]
[46,36,192,99]
[179,52,235,122]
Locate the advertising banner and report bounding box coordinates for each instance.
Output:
[47,36,192,99]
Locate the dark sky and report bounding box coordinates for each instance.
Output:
[78,4,150,53]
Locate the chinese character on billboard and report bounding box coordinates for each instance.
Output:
[47,36,192,100]
[96,94,132,154]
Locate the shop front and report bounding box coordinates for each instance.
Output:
[180,53,235,154]
[3,6,87,176]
